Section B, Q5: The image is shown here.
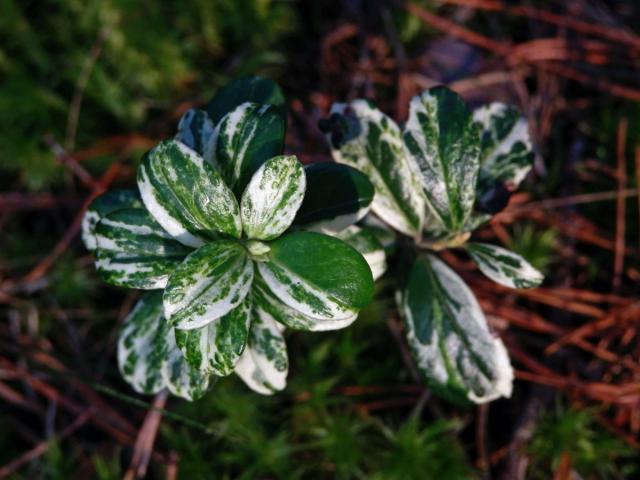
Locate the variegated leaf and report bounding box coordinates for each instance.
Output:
[294,162,374,234]
[400,255,513,404]
[235,304,288,395]
[404,87,481,232]
[257,232,373,320]
[175,108,216,159]
[253,274,357,331]
[473,103,533,213]
[137,139,241,247]
[162,329,212,401]
[335,226,387,281]
[240,155,305,241]
[467,242,543,289]
[212,102,286,194]
[206,75,286,124]
[117,291,211,401]
[94,208,192,289]
[118,291,171,395]
[324,100,425,237]
[82,190,142,251]
[174,296,251,376]
[163,240,253,330]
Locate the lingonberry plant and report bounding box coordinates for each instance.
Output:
[322,87,543,404]
[82,77,379,400]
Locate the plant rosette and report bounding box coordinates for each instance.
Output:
[82,77,378,401]
[323,86,544,405]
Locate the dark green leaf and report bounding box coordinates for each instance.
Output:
[293,162,374,233]
[258,232,374,320]
[206,75,286,124]
[335,226,386,280]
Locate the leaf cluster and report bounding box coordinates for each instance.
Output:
[324,87,543,404]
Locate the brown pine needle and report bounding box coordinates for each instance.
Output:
[613,118,628,291]
[124,389,169,480]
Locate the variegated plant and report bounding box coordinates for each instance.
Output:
[323,86,543,405]
[82,77,380,401]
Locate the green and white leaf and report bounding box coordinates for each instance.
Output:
[404,87,481,232]
[163,240,254,330]
[253,274,357,331]
[235,304,288,395]
[212,102,286,194]
[240,155,305,241]
[206,75,286,124]
[118,291,210,401]
[137,139,241,247]
[82,190,142,251]
[335,226,387,280]
[257,232,374,321]
[118,291,171,395]
[94,208,192,289]
[400,255,513,404]
[473,103,533,197]
[467,242,543,289]
[174,296,251,376]
[162,329,212,401]
[294,162,374,234]
[326,100,425,237]
[175,108,216,159]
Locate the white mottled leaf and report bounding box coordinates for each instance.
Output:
[82,190,142,251]
[335,225,387,280]
[175,108,216,160]
[162,329,212,401]
[467,242,543,289]
[137,139,241,247]
[118,291,171,395]
[118,291,211,401]
[212,102,286,194]
[473,103,533,205]
[95,208,192,289]
[174,296,251,376]
[163,240,253,330]
[324,100,425,237]
[240,155,305,240]
[400,255,513,404]
[235,304,288,395]
[404,87,481,232]
[253,274,357,331]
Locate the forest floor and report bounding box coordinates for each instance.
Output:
[1,1,640,478]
